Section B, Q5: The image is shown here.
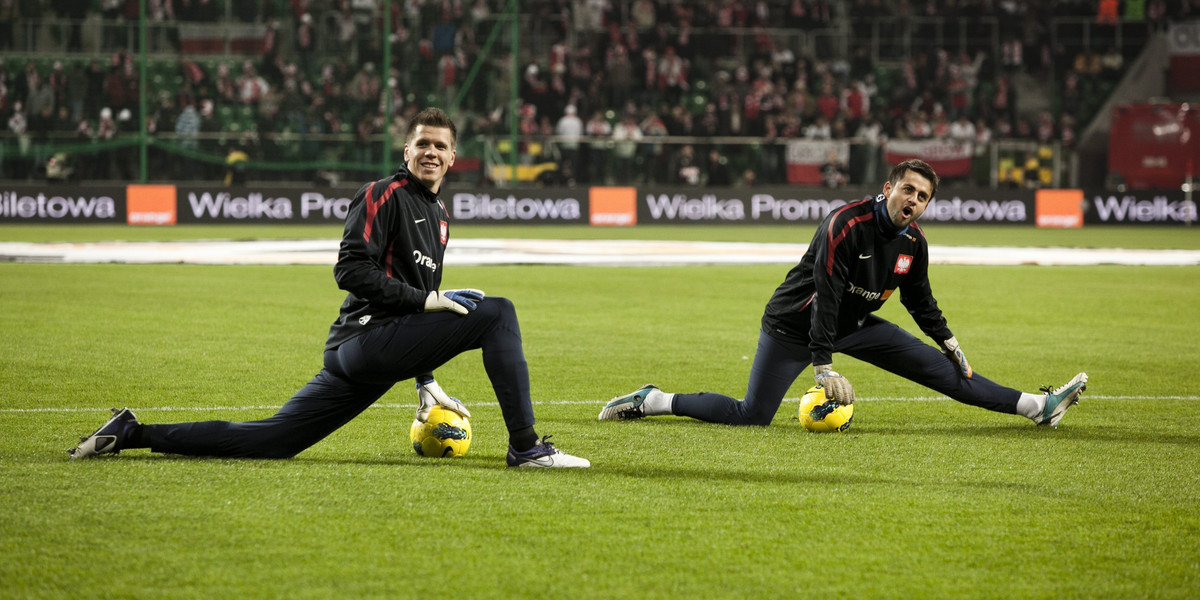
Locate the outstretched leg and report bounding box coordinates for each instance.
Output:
[838,315,1021,413]
[601,329,810,426]
[142,368,390,458]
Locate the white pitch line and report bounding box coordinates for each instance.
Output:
[2,239,1199,266]
[2,395,1196,414]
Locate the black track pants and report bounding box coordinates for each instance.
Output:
[673,315,1022,426]
[143,297,534,457]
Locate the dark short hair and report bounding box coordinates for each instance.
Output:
[406,107,457,147]
[887,159,939,199]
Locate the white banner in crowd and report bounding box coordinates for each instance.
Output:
[784,140,850,185]
[884,139,974,178]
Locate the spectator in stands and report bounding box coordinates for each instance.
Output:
[666,103,693,136]
[989,75,1015,124]
[94,107,116,179]
[148,0,178,52]
[115,108,135,179]
[12,60,34,107]
[1059,114,1076,149]
[295,13,316,76]
[631,0,655,28]
[236,61,269,105]
[335,3,356,62]
[101,0,123,49]
[606,44,635,110]
[1035,111,1055,144]
[640,108,669,183]
[694,101,719,138]
[612,111,644,184]
[554,104,583,185]
[101,61,132,116]
[993,114,1014,139]
[842,79,869,130]
[656,46,688,106]
[63,62,87,123]
[816,81,840,121]
[436,51,462,107]
[820,149,848,188]
[705,148,733,186]
[46,61,68,108]
[931,110,951,139]
[584,109,611,184]
[81,59,105,123]
[948,114,976,144]
[804,115,832,139]
[854,112,886,184]
[379,75,401,118]
[354,111,381,165]
[26,72,56,141]
[670,143,701,185]
[904,111,934,139]
[68,114,94,178]
[348,62,382,113]
[51,103,75,138]
[175,99,200,151]
[0,62,10,120]
[7,100,28,149]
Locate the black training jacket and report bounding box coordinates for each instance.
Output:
[762,195,952,366]
[325,165,450,350]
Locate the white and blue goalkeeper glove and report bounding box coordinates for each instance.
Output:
[813,364,855,405]
[415,377,471,421]
[939,336,973,378]
[423,289,485,315]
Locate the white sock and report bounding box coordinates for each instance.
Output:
[1016,392,1046,421]
[643,389,675,416]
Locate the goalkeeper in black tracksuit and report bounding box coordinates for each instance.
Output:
[600,159,1087,428]
[70,108,588,467]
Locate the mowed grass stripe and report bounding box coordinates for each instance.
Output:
[4,394,1199,414]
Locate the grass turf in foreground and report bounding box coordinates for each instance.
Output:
[1,262,1198,598]
[4,403,1199,599]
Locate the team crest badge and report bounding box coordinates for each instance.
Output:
[894,254,913,274]
[439,220,448,245]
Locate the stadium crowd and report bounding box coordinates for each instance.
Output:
[0,0,1195,184]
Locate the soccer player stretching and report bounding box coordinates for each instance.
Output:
[600,159,1086,427]
[71,108,589,468]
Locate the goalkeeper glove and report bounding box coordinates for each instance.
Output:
[415,377,471,421]
[939,336,973,378]
[813,364,855,405]
[424,289,485,315]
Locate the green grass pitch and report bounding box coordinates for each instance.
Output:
[2,225,1198,598]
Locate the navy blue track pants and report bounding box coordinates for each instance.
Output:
[673,315,1022,426]
[143,297,533,458]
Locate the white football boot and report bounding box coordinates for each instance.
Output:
[1037,373,1088,427]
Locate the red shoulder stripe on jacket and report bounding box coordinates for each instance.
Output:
[825,200,873,275]
[363,178,408,243]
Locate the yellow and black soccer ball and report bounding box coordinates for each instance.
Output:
[410,406,472,457]
[798,385,854,433]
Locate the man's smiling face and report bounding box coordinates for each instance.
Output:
[404,124,456,193]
